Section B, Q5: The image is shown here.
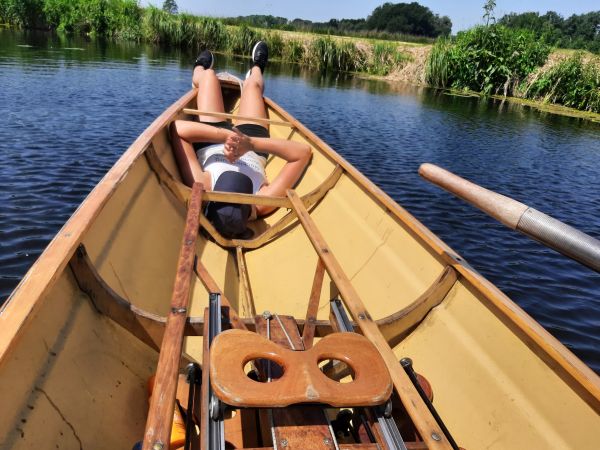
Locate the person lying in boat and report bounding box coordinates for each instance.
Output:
[170,41,312,239]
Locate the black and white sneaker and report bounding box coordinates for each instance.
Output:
[251,41,268,73]
[194,49,214,70]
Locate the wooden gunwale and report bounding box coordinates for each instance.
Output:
[264,97,600,412]
[0,89,198,364]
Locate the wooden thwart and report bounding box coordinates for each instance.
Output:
[142,182,204,450]
[286,189,454,450]
[183,108,293,127]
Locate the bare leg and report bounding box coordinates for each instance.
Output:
[170,67,230,188]
[193,67,225,122]
[236,66,268,126]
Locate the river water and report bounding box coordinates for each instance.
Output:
[1,30,599,373]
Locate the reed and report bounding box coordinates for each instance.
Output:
[524,54,600,113]
[426,25,550,96]
[367,42,408,76]
[425,37,452,87]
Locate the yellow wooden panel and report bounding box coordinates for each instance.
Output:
[395,282,600,449]
[0,271,156,449]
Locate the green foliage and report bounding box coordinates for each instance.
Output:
[305,36,362,72]
[426,25,550,95]
[425,37,452,87]
[281,38,304,63]
[226,24,259,55]
[366,2,452,38]
[143,6,226,49]
[0,0,45,28]
[499,10,600,54]
[525,54,600,112]
[367,42,408,75]
[264,31,284,59]
[162,0,177,15]
[483,0,496,26]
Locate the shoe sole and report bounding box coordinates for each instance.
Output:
[251,42,263,62]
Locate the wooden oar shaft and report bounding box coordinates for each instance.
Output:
[419,163,600,273]
[182,108,293,127]
[419,163,527,229]
[143,183,204,450]
[287,189,453,450]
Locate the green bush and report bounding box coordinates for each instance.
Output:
[525,54,600,113]
[427,25,550,95]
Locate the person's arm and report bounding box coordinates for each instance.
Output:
[224,128,312,216]
[170,120,236,187]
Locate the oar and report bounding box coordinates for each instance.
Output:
[419,163,600,273]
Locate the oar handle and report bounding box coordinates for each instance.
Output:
[419,163,527,229]
[419,163,600,273]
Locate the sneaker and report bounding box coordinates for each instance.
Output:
[251,41,268,73]
[194,50,214,70]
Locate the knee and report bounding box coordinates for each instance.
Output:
[244,78,264,91]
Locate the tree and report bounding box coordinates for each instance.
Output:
[365,2,451,37]
[483,0,496,26]
[162,0,177,15]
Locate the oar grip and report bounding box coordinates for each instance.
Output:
[419,163,600,273]
[418,163,527,229]
[517,208,600,272]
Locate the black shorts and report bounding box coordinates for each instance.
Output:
[192,121,270,159]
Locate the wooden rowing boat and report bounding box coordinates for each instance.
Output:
[1,75,599,450]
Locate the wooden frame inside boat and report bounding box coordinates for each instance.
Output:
[1,76,599,450]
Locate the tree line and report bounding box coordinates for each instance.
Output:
[498,11,600,53]
[224,2,452,39]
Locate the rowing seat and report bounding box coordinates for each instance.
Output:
[209,329,392,408]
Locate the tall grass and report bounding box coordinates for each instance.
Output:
[426,25,550,96]
[425,37,452,87]
[524,54,600,113]
[367,42,408,75]
[0,1,411,76]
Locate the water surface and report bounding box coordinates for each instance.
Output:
[1,30,599,373]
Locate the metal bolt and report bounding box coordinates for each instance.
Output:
[431,432,442,441]
[262,310,272,320]
[280,438,288,447]
[323,437,332,446]
[152,442,165,450]
[358,313,366,320]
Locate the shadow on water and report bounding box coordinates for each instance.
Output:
[1,30,599,374]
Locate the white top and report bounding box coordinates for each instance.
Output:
[197,144,267,194]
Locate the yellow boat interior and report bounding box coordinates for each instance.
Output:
[1,77,599,450]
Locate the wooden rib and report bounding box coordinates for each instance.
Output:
[236,247,256,318]
[183,108,293,127]
[145,146,190,204]
[72,243,453,350]
[302,259,325,348]
[143,182,203,450]
[0,89,198,364]
[194,260,248,331]
[286,189,452,450]
[203,191,290,208]
[68,244,211,347]
[379,266,457,346]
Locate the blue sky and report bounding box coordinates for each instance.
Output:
[144,1,599,32]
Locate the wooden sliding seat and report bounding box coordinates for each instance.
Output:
[209,329,392,408]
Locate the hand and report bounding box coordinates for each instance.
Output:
[224,127,252,162]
